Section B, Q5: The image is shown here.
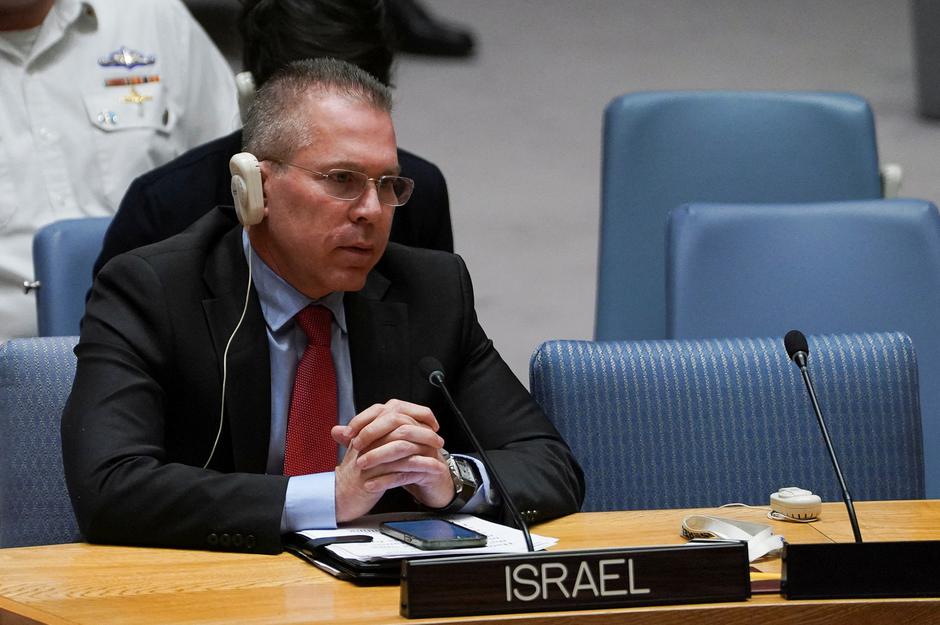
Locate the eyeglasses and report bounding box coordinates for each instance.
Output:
[277,161,414,207]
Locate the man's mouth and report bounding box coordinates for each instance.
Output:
[336,244,374,257]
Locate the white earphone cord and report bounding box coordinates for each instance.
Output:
[203,243,254,469]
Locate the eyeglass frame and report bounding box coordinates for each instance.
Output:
[271,160,415,207]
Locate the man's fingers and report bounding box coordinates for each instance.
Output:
[355,423,444,458]
[342,403,387,438]
[346,399,439,444]
[357,439,443,471]
[351,413,420,451]
[331,424,353,446]
[361,455,446,492]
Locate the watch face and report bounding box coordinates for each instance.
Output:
[454,458,478,486]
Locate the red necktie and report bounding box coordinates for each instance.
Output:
[284,305,338,476]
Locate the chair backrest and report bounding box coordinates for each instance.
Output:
[596,90,882,342]
[666,199,940,498]
[33,217,112,336]
[530,333,924,512]
[0,336,82,547]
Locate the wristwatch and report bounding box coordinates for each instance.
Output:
[440,450,480,512]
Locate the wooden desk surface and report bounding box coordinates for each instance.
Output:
[1,500,938,625]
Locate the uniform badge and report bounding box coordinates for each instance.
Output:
[123,86,152,105]
[98,46,156,69]
[104,74,160,87]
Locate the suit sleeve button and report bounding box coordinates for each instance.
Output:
[207,533,219,546]
[220,533,231,547]
[233,533,244,547]
[246,534,256,549]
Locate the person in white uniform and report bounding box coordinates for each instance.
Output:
[0,0,238,339]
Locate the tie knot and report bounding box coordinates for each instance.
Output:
[296,305,332,347]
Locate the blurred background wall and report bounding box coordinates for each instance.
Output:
[189,0,940,385]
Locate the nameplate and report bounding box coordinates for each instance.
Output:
[399,542,750,618]
[782,540,940,600]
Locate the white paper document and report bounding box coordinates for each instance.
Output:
[296,512,558,562]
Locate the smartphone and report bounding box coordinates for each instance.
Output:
[379,519,487,550]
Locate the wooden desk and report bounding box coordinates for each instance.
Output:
[1,500,938,625]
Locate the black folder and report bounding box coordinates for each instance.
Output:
[283,532,400,584]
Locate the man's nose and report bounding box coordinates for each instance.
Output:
[350,181,385,221]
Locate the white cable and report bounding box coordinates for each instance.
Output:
[719,501,819,523]
[203,243,254,469]
[718,502,771,511]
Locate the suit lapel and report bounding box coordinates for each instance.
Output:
[198,223,409,469]
[346,269,411,411]
[202,226,271,473]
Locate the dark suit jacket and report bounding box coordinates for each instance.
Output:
[93,130,454,275]
[63,207,583,555]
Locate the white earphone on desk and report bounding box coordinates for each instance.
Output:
[770,487,822,521]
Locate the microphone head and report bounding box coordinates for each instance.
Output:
[784,330,809,361]
[418,356,445,386]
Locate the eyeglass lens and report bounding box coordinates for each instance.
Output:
[322,170,413,206]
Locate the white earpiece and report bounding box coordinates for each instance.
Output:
[206,149,261,468]
[770,486,822,521]
[229,152,264,226]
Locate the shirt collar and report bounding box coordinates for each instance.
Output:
[52,0,97,29]
[242,230,347,335]
[0,0,94,62]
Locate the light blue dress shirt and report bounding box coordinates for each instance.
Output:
[242,232,492,532]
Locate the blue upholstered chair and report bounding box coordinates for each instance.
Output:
[596,91,887,343]
[31,217,111,336]
[666,199,940,498]
[530,333,924,512]
[0,336,82,547]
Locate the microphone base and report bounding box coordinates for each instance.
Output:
[782,540,940,599]
[399,542,750,618]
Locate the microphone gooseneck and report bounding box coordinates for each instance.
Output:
[418,356,535,552]
[784,330,862,543]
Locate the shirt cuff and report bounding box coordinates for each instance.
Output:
[280,472,337,532]
[452,454,499,512]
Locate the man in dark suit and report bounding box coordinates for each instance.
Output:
[93,0,453,277]
[62,59,583,554]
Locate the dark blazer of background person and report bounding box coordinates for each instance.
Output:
[92,129,453,275]
[64,207,584,554]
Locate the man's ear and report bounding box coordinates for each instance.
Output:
[258,159,272,218]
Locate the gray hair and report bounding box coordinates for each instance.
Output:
[243,57,393,161]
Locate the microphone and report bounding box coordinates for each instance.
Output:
[783,330,862,543]
[418,356,535,552]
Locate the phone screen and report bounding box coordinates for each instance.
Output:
[380,519,487,550]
